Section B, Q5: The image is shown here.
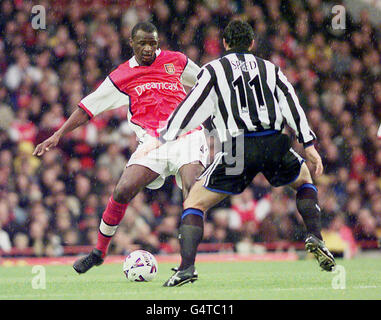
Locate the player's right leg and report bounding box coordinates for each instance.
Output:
[163,177,228,287]
[174,162,206,274]
[73,164,159,274]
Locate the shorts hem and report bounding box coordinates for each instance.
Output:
[126,160,163,175]
[275,159,305,187]
[203,186,240,195]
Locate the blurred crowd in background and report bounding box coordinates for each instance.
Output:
[0,0,381,259]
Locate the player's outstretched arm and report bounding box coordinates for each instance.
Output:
[33,107,90,157]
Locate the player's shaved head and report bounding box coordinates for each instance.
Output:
[130,22,159,66]
[131,21,158,40]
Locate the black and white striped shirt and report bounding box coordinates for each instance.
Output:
[158,50,316,147]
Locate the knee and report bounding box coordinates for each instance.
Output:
[294,179,313,191]
[183,197,207,212]
[181,175,199,199]
[180,164,204,199]
[182,181,193,199]
[291,164,313,190]
[113,181,133,204]
[181,179,197,206]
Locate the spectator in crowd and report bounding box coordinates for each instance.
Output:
[0,219,11,253]
[96,143,126,182]
[321,212,357,258]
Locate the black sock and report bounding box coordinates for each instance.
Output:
[178,209,204,271]
[296,184,323,240]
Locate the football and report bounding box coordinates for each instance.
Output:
[123,250,158,282]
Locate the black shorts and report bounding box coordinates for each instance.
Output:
[199,132,304,194]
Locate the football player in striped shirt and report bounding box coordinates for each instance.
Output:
[157,20,336,286]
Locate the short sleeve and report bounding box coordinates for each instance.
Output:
[78,77,130,118]
[180,58,201,87]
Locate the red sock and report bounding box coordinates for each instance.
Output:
[96,196,128,258]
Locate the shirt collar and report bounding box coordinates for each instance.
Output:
[222,48,252,57]
[129,49,162,68]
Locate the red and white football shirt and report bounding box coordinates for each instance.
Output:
[78,49,200,138]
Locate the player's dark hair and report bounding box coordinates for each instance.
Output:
[131,21,158,39]
[223,20,254,50]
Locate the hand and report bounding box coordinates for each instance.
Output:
[33,133,61,157]
[304,144,323,177]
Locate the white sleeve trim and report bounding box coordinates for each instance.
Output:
[79,77,130,117]
[181,58,201,87]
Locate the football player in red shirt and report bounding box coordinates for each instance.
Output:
[33,22,208,276]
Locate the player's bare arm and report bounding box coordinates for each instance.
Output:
[304,144,323,177]
[33,107,90,157]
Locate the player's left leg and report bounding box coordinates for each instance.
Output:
[261,134,335,271]
[73,164,160,274]
[288,163,336,271]
[288,163,323,240]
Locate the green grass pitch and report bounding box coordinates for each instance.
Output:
[1,257,380,300]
